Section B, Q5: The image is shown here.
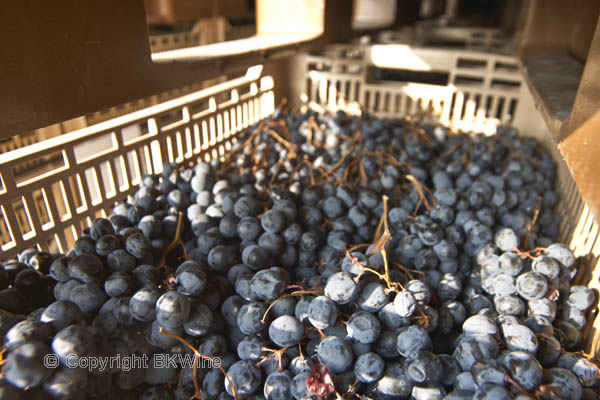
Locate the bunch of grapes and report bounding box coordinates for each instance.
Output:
[0,108,598,400]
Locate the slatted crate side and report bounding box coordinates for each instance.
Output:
[0,69,274,260]
[302,44,524,135]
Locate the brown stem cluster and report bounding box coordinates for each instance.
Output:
[159,327,239,400]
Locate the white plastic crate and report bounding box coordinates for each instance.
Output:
[1,44,599,353]
[0,66,274,258]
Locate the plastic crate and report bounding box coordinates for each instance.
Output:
[1,44,599,353]
[0,66,274,257]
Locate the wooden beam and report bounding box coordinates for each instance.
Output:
[0,0,353,139]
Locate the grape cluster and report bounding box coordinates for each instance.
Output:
[1,108,599,400]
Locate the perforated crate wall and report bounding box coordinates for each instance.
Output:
[0,67,274,258]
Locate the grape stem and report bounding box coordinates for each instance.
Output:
[347,243,370,253]
[405,174,435,215]
[266,129,295,152]
[220,121,264,172]
[159,327,239,400]
[261,287,324,323]
[158,211,185,273]
[258,346,289,371]
[512,246,546,260]
[523,196,543,249]
[288,155,316,186]
[268,159,285,186]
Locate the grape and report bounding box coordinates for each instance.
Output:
[542,368,582,399]
[167,189,189,210]
[438,273,463,300]
[140,386,174,400]
[4,320,52,351]
[498,252,522,276]
[282,223,302,245]
[323,272,356,305]
[373,361,413,399]
[221,295,246,327]
[354,352,384,383]
[535,332,562,368]
[573,357,600,388]
[237,335,267,361]
[74,236,97,255]
[107,249,136,272]
[237,302,268,335]
[43,364,89,398]
[453,336,489,372]
[545,243,575,268]
[346,311,380,344]
[473,384,511,400]
[357,282,389,312]
[105,271,135,298]
[405,279,431,305]
[68,254,105,282]
[317,336,353,373]
[404,350,443,386]
[494,228,518,252]
[516,272,548,300]
[155,291,190,329]
[199,334,227,359]
[556,320,582,350]
[251,268,286,301]
[435,187,457,206]
[125,233,152,259]
[307,296,338,330]
[69,282,107,313]
[263,371,292,400]
[394,290,417,317]
[132,264,161,290]
[261,209,287,233]
[290,371,313,400]
[273,199,297,222]
[40,300,83,331]
[268,315,304,347]
[378,302,409,330]
[532,255,561,280]
[51,324,94,364]
[437,353,460,386]
[568,285,595,311]
[396,325,432,358]
[112,297,136,326]
[445,389,475,400]
[559,304,586,330]
[270,295,296,318]
[175,264,207,297]
[242,245,269,271]
[462,315,498,337]
[499,350,543,391]
[4,341,54,389]
[115,365,145,390]
[494,295,525,316]
[13,269,46,297]
[48,256,70,282]
[225,360,262,396]
[208,245,237,271]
